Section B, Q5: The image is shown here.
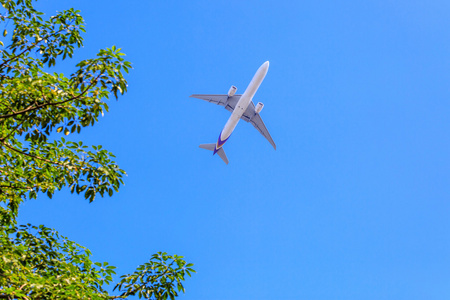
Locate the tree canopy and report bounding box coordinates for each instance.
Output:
[0,0,194,298]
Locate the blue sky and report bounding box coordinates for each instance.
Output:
[16,1,450,299]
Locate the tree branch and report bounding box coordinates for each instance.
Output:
[1,140,66,168]
[0,24,68,70]
[0,117,27,141]
[0,184,28,190]
[0,73,102,120]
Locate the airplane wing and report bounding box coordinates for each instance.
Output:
[190,94,276,149]
[242,102,276,149]
[189,94,242,113]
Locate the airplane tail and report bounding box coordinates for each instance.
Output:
[199,143,229,164]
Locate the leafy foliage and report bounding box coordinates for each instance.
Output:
[1,225,195,299]
[114,253,196,300]
[0,0,130,224]
[1,224,114,299]
[0,0,195,298]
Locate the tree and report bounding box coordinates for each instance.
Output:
[0,0,194,298]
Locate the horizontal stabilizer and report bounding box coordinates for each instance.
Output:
[199,143,215,151]
[216,148,229,165]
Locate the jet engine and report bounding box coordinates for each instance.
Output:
[255,102,264,113]
[228,85,237,97]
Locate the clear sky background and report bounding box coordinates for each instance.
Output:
[16,1,450,299]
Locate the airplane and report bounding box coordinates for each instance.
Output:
[190,61,276,164]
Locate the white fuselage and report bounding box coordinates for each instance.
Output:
[215,61,269,152]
